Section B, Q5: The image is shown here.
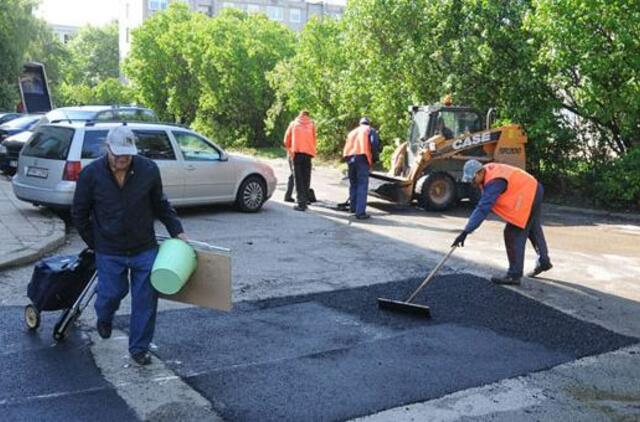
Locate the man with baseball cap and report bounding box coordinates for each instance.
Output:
[72,125,187,365]
[452,159,552,285]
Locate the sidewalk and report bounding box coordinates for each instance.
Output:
[0,177,65,269]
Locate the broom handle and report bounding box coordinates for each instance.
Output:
[406,246,457,303]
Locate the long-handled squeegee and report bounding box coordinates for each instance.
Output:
[377,246,457,318]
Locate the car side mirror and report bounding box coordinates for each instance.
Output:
[219,152,229,162]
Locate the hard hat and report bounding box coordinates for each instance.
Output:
[359,117,370,125]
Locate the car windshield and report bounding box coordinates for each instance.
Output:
[45,110,99,123]
[1,115,40,129]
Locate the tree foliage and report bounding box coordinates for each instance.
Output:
[0,0,40,110]
[65,23,120,87]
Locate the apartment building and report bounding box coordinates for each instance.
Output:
[50,23,80,44]
[119,0,345,63]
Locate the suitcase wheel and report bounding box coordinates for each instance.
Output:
[24,304,40,330]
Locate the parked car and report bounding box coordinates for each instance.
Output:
[38,105,158,126]
[0,114,42,174]
[0,112,23,125]
[1,106,158,175]
[12,122,277,212]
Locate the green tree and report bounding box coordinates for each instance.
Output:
[0,0,40,110]
[192,8,295,147]
[124,3,206,122]
[65,23,120,87]
[527,0,640,157]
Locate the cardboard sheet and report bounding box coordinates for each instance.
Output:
[159,247,232,311]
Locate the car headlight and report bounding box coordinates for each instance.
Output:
[0,144,6,154]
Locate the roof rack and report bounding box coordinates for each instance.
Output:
[83,120,189,128]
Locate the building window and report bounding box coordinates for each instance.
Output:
[197,4,212,15]
[63,33,71,43]
[149,0,168,12]
[126,3,129,18]
[267,5,284,21]
[289,8,302,23]
[246,4,260,14]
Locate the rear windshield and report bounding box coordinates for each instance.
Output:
[22,126,75,160]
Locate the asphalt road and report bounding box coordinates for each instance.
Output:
[1,156,639,420]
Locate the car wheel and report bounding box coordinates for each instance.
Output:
[236,176,266,212]
[418,172,457,211]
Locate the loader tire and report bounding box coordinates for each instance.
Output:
[418,173,457,211]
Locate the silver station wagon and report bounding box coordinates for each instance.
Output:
[12,122,277,212]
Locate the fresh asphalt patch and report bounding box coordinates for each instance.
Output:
[0,306,137,421]
[115,273,638,421]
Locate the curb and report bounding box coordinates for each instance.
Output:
[544,203,640,223]
[0,217,66,270]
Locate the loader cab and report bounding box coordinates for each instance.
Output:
[407,105,484,161]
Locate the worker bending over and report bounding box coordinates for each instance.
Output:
[452,160,553,285]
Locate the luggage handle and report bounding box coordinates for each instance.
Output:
[155,235,230,253]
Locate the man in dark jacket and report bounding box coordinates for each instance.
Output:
[72,126,187,366]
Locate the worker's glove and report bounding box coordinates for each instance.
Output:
[452,231,468,247]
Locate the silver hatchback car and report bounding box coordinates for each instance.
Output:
[12,122,277,212]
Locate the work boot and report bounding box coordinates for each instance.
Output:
[293,205,307,212]
[355,213,370,220]
[284,196,295,203]
[131,351,152,366]
[97,320,112,339]
[491,275,521,285]
[527,262,553,278]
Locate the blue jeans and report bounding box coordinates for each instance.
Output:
[348,155,369,216]
[504,183,551,278]
[95,247,159,355]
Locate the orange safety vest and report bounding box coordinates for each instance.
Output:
[283,115,317,158]
[483,163,537,229]
[343,125,373,166]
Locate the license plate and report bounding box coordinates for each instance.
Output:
[9,160,17,168]
[27,167,48,179]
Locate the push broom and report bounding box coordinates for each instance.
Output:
[377,246,457,318]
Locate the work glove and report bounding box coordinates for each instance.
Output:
[452,231,468,247]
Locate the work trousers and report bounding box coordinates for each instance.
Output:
[94,247,159,354]
[285,156,295,200]
[503,183,551,278]
[347,155,370,216]
[293,153,312,207]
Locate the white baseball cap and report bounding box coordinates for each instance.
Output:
[461,159,483,183]
[106,126,138,156]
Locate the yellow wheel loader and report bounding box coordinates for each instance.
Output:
[369,103,527,210]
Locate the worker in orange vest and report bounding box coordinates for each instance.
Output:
[452,160,552,285]
[283,110,317,211]
[343,117,380,219]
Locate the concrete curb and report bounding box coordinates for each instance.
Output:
[544,203,640,223]
[0,215,66,270]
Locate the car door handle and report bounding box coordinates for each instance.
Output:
[185,165,196,171]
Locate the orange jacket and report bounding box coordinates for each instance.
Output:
[483,163,537,229]
[283,114,317,158]
[343,124,373,166]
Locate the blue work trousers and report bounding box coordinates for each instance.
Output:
[94,247,159,354]
[348,155,370,216]
[504,183,551,278]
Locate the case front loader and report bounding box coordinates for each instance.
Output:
[369,104,527,210]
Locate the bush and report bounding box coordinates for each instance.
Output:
[593,148,640,210]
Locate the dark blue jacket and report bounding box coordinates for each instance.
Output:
[72,155,183,255]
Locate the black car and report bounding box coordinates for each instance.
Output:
[0,115,42,174]
[0,113,23,125]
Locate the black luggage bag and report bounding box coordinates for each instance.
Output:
[27,249,96,312]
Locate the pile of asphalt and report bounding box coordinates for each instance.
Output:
[0,306,136,421]
[121,274,637,421]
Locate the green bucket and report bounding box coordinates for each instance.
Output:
[151,239,198,294]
